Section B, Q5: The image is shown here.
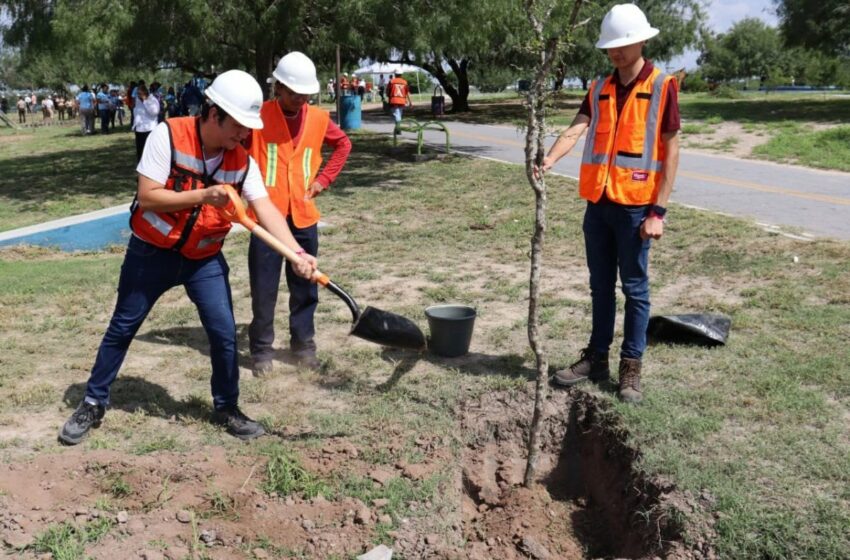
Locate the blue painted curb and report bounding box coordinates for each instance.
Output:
[0,205,328,253]
[0,205,131,252]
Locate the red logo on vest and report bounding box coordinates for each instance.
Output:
[631,171,649,181]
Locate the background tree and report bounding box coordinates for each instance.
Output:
[0,0,362,86]
[776,0,850,57]
[356,0,525,112]
[698,18,782,86]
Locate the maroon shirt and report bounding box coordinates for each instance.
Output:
[578,60,680,133]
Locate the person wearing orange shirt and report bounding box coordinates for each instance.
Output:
[246,51,352,375]
[537,4,680,403]
[386,69,412,133]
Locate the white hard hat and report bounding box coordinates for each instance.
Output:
[205,70,264,129]
[273,51,320,95]
[596,4,659,49]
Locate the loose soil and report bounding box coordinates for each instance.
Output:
[1,388,715,559]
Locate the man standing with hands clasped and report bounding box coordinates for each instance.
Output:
[246,51,351,376]
[537,4,680,403]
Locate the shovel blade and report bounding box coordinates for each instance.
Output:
[351,306,426,351]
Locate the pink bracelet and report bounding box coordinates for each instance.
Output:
[295,248,306,255]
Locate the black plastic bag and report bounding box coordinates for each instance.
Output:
[647,314,731,347]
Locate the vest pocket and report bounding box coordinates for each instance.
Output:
[593,123,611,154]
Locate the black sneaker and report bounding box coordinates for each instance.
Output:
[59,401,105,445]
[211,405,265,440]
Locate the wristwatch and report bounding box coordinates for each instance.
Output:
[649,205,667,219]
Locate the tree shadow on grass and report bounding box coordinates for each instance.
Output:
[61,375,211,423]
[135,324,254,370]
[322,347,536,393]
[0,131,137,203]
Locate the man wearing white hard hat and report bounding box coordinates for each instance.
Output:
[539,4,680,403]
[245,51,352,375]
[60,70,318,445]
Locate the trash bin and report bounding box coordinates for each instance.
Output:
[425,304,476,357]
[340,95,361,130]
[431,85,445,116]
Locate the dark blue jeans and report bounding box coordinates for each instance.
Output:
[248,219,319,361]
[583,201,651,359]
[85,236,239,409]
[99,108,110,133]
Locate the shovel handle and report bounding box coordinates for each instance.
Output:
[220,185,330,286]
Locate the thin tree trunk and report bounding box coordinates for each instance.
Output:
[523,0,585,487]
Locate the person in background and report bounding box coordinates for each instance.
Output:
[181,80,203,116]
[387,69,412,133]
[245,51,352,375]
[76,85,96,134]
[17,96,27,124]
[42,96,55,123]
[132,84,160,162]
[326,78,335,102]
[56,96,66,121]
[538,4,680,404]
[166,87,178,118]
[96,83,111,134]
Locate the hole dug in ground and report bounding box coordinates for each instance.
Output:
[460,389,717,559]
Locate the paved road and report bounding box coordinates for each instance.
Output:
[362,117,850,241]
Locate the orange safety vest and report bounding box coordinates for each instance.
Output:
[130,116,248,259]
[248,101,330,229]
[579,66,675,205]
[388,78,408,106]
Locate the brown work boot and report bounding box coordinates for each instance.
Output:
[552,348,610,387]
[618,357,643,403]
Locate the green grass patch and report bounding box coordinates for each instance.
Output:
[30,518,114,560]
[261,443,330,498]
[753,125,850,171]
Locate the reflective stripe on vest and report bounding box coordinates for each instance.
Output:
[303,147,313,187]
[212,168,246,184]
[142,210,173,236]
[581,79,609,166]
[265,143,278,187]
[173,151,204,175]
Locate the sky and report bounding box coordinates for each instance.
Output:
[664,0,781,71]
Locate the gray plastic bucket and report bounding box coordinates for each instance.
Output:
[425,304,476,357]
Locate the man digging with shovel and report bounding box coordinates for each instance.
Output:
[60,70,317,445]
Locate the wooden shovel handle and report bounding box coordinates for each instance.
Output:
[220,185,330,286]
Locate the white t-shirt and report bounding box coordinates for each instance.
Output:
[136,122,268,202]
[132,96,161,133]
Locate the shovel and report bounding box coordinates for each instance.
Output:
[219,185,426,351]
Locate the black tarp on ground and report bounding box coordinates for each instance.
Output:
[647,314,731,347]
